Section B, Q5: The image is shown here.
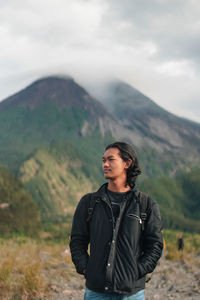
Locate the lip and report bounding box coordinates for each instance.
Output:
[103,169,111,173]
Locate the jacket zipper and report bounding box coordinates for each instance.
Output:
[101,195,127,291]
[100,195,116,289]
[127,213,142,224]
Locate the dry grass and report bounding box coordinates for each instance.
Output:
[164,230,200,261]
[0,238,73,299]
[165,246,187,261]
[1,231,199,298]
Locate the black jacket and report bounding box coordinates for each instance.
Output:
[70,183,163,295]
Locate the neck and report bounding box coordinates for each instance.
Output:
[108,179,131,193]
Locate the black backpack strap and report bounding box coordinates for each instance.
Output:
[138,192,148,231]
[86,194,100,222]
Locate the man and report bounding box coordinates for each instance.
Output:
[70,142,163,299]
[177,234,184,251]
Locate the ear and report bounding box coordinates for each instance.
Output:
[124,159,132,169]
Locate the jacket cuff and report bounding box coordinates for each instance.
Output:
[75,255,88,275]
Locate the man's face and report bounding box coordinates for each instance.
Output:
[102,147,128,180]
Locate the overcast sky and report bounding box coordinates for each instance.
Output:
[0,0,200,123]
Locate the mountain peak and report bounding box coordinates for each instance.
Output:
[0,75,98,111]
[96,79,161,113]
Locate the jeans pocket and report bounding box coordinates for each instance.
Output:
[84,287,106,300]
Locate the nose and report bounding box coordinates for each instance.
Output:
[103,160,109,167]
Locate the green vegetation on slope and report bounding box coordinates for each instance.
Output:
[139,167,200,233]
[136,146,176,179]
[0,103,89,172]
[19,135,113,221]
[0,167,41,236]
[177,168,200,219]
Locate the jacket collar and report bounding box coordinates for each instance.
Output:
[94,182,138,201]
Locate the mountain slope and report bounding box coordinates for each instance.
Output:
[0,76,116,171]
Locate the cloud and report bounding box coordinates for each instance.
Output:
[101,0,200,63]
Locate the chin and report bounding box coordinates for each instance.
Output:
[104,174,111,179]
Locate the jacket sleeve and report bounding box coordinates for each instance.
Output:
[137,198,163,278]
[70,194,90,275]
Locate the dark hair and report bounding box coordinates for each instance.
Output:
[105,141,141,188]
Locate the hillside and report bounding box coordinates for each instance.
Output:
[18,141,104,220]
[139,167,200,233]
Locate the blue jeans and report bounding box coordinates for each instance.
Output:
[84,287,144,300]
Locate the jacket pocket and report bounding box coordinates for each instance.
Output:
[126,213,142,224]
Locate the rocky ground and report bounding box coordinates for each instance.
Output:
[44,252,200,300]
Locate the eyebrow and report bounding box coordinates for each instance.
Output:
[102,155,115,159]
